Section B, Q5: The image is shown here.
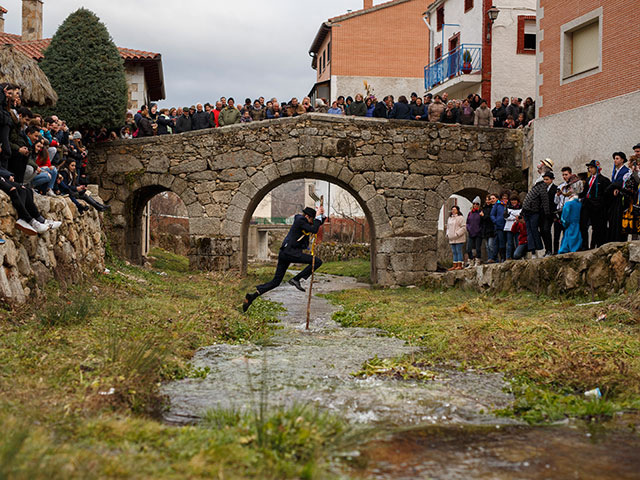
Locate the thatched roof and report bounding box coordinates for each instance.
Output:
[0,43,58,106]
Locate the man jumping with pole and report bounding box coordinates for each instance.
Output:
[243,204,326,313]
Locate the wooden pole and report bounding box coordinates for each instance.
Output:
[306,196,324,330]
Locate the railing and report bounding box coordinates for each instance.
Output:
[424,44,482,91]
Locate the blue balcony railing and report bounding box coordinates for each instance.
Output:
[424,44,482,91]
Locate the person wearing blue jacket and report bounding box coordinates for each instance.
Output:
[388,96,413,120]
[243,206,326,312]
[490,192,509,262]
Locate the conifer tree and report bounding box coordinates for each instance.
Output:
[40,8,127,129]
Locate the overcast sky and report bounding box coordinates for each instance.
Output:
[2,0,375,107]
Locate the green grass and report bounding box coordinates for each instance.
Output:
[324,287,640,424]
[0,249,347,479]
[319,258,371,283]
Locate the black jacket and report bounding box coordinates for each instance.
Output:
[480,204,495,238]
[547,184,558,214]
[156,115,174,135]
[175,115,192,133]
[523,181,551,216]
[281,214,325,256]
[191,111,210,130]
[580,173,611,208]
[137,116,155,137]
[373,101,388,118]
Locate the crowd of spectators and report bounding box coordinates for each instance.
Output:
[121,90,535,139]
[445,144,640,269]
[0,83,109,240]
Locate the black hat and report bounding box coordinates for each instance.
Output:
[585,159,601,169]
[633,143,640,150]
[542,171,555,179]
[302,207,316,218]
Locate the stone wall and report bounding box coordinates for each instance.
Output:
[91,113,525,286]
[0,191,106,304]
[424,242,640,297]
[314,242,370,263]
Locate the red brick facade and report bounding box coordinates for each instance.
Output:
[538,0,640,118]
[311,0,432,82]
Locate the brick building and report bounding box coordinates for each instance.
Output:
[423,0,536,104]
[534,0,640,178]
[308,0,431,102]
[0,0,165,110]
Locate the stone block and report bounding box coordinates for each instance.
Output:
[402,199,424,217]
[147,155,171,173]
[187,171,218,182]
[249,171,269,192]
[325,161,342,179]
[210,150,264,170]
[277,160,293,177]
[358,184,377,203]
[299,136,323,156]
[187,202,205,218]
[180,188,198,206]
[219,168,248,182]
[171,177,188,195]
[629,242,640,263]
[238,180,259,199]
[271,140,299,161]
[106,155,144,174]
[338,167,354,185]
[375,172,405,189]
[262,164,280,183]
[170,158,208,175]
[409,160,440,175]
[384,155,409,171]
[350,155,382,172]
[349,174,368,193]
[313,157,329,175]
[189,217,222,236]
[386,197,402,217]
[403,174,424,190]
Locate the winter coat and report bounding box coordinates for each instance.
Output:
[249,107,265,122]
[410,103,426,119]
[137,116,155,137]
[219,107,241,126]
[466,209,482,237]
[580,173,611,208]
[492,106,507,127]
[175,115,192,133]
[480,204,495,238]
[458,106,475,125]
[285,104,306,117]
[511,220,528,245]
[157,114,174,135]
[506,103,521,120]
[522,181,551,215]
[446,214,466,244]
[428,102,445,122]
[366,104,375,117]
[349,100,367,117]
[388,102,412,120]
[373,102,388,118]
[474,106,493,127]
[191,111,210,130]
[490,201,506,230]
[440,108,459,124]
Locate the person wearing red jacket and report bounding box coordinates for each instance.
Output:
[511,215,528,260]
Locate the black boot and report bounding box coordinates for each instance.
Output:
[288,278,305,292]
[83,194,108,211]
[243,292,259,313]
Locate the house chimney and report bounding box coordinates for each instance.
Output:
[0,6,7,33]
[364,0,373,9]
[22,0,43,42]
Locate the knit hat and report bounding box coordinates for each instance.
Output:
[472,196,481,204]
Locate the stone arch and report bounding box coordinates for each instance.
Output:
[123,173,197,265]
[224,160,392,284]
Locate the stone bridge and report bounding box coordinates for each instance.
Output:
[91,114,525,285]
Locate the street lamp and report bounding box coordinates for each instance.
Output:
[486,6,500,43]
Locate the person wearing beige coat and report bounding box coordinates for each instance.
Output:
[446,205,467,270]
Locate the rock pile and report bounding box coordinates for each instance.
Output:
[0,189,105,303]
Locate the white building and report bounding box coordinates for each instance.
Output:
[423,0,536,104]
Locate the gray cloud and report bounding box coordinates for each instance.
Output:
[2,0,368,106]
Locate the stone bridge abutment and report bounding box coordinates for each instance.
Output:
[92,114,525,285]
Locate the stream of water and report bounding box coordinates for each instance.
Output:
[162,273,640,479]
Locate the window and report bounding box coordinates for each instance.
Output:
[464,0,473,13]
[327,41,331,63]
[560,7,602,84]
[435,44,442,61]
[436,6,444,31]
[322,51,326,72]
[517,16,536,54]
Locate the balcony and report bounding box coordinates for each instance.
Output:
[424,44,482,93]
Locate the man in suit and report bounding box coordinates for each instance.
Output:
[580,160,611,250]
[243,205,326,312]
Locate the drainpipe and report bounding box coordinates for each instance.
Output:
[481,0,493,102]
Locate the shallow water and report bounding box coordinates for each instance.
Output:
[162,273,516,426]
[162,273,640,478]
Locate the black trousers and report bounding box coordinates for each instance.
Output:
[540,215,553,254]
[580,201,607,250]
[0,179,39,222]
[553,220,564,254]
[256,249,323,295]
